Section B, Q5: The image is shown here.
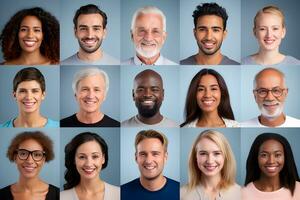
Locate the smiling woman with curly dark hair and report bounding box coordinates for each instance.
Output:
[0,7,59,65]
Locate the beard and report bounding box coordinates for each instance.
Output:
[259,101,284,120]
[78,37,102,53]
[135,101,161,118]
[135,40,161,58]
[197,40,222,56]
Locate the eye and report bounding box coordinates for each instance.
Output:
[78,155,86,160]
[92,155,100,159]
[259,153,267,158]
[197,87,204,92]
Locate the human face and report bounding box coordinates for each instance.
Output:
[254,13,286,51]
[258,139,284,178]
[135,138,167,181]
[254,70,287,119]
[133,73,164,118]
[196,137,224,177]
[194,15,227,56]
[75,14,106,53]
[196,74,221,114]
[14,80,45,114]
[76,74,106,114]
[15,139,45,179]
[18,15,43,54]
[75,141,105,180]
[132,13,166,58]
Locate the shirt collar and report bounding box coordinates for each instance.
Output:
[134,54,164,65]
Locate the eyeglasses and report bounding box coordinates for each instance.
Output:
[254,87,286,98]
[15,149,45,161]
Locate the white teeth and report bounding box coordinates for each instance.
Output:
[24,41,36,46]
[202,100,214,105]
[205,165,217,170]
[144,166,155,170]
[142,100,154,105]
[23,102,35,106]
[83,168,95,173]
[266,166,276,171]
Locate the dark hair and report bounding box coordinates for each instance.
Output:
[13,67,45,92]
[64,132,108,190]
[7,131,54,162]
[0,7,59,64]
[245,133,299,196]
[193,3,228,30]
[181,68,234,127]
[73,4,107,29]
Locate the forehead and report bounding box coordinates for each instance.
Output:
[256,13,283,27]
[137,138,164,152]
[20,15,42,27]
[77,13,103,26]
[255,70,285,88]
[78,74,105,87]
[196,137,220,151]
[17,80,41,89]
[259,139,284,152]
[18,139,43,150]
[134,72,162,87]
[135,13,163,29]
[196,15,223,28]
[199,74,219,85]
[76,140,102,154]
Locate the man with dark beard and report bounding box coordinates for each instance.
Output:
[62,4,119,65]
[121,69,178,127]
[180,3,239,65]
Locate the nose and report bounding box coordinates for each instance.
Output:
[143,88,153,97]
[265,90,275,100]
[24,91,33,99]
[205,29,213,40]
[86,89,95,98]
[145,155,153,164]
[87,28,94,38]
[267,154,275,164]
[143,30,153,41]
[206,153,214,163]
[204,88,212,97]
[25,153,34,163]
[27,29,34,38]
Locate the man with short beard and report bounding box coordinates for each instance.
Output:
[61,4,119,65]
[241,67,300,127]
[121,130,179,200]
[121,69,178,127]
[122,6,177,65]
[180,3,239,65]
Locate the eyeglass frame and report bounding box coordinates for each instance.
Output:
[15,149,46,161]
[253,87,287,98]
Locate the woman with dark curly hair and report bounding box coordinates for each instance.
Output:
[60,132,119,200]
[0,7,59,65]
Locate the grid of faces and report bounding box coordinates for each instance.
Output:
[0,0,300,200]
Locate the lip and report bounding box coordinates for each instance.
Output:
[262,102,279,110]
[23,40,37,47]
[82,38,98,46]
[22,101,36,108]
[141,100,155,106]
[144,165,156,171]
[204,165,218,171]
[201,99,215,106]
[264,165,279,173]
[264,39,275,45]
[201,40,216,49]
[22,165,36,173]
[82,167,96,175]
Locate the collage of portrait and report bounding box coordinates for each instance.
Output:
[0,0,300,200]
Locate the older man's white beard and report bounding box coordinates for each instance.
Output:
[135,44,161,59]
[260,102,284,120]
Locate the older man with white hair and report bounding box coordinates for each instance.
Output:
[60,67,120,127]
[122,6,177,65]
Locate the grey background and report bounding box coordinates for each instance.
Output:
[241,128,300,185]
[120,66,180,124]
[120,0,179,63]
[0,0,60,63]
[241,0,300,59]
[180,0,241,63]
[60,128,120,190]
[240,65,300,121]
[0,66,60,124]
[0,128,60,188]
[120,128,180,184]
[60,0,120,61]
[179,66,241,124]
[60,65,120,121]
[180,128,242,186]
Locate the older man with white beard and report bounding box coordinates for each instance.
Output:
[122,6,177,65]
[241,67,300,127]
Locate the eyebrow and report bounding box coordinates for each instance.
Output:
[20,25,41,29]
[198,84,219,87]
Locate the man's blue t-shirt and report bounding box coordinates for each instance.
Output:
[121,177,179,200]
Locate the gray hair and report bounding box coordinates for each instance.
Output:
[130,6,166,32]
[72,67,109,95]
[253,67,286,89]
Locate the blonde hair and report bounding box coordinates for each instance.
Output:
[187,130,236,190]
[254,5,285,28]
[135,129,168,152]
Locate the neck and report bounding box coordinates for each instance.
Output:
[137,112,163,125]
[15,111,46,128]
[139,175,166,191]
[77,48,103,62]
[259,113,285,127]
[197,111,225,127]
[76,111,103,124]
[254,175,281,192]
[195,51,223,65]
[77,178,104,193]
[136,53,160,65]
[202,174,221,189]
[18,51,49,65]
[17,176,42,191]
[254,49,285,65]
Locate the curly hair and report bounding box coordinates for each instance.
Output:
[0,7,59,64]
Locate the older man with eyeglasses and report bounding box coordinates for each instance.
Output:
[241,67,300,127]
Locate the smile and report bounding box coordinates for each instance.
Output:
[265,165,279,173]
[22,101,36,107]
[202,41,216,49]
[141,100,155,106]
[23,40,37,47]
[204,165,218,171]
[23,165,36,172]
[202,99,214,106]
[82,167,96,174]
[264,39,275,44]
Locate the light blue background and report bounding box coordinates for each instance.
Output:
[0,66,60,123]
[180,128,242,186]
[120,0,179,63]
[241,65,300,121]
[60,0,120,61]
[179,66,241,124]
[59,128,120,190]
[0,0,60,63]
[0,128,60,188]
[241,128,300,185]
[180,0,241,63]
[60,65,120,121]
[120,128,180,184]
[241,0,300,59]
[120,66,180,124]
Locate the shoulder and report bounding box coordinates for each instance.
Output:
[121,57,134,65]
[161,117,179,127]
[241,55,256,65]
[223,118,239,127]
[121,116,137,127]
[0,185,12,197]
[1,119,14,127]
[240,117,261,127]
[283,56,300,65]
[47,184,59,199]
[284,115,300,127]
[182,119,198,128]
[61,54,78,65]
[101,52,120,65]
[121,178,139,190]
[104,182,120,200]
[161,55,178,65]
[101,115,120,127]
[60,188,75,198]
[180,184,199,200]
[60,114,77,127]
[165,177,179,187]
[221,55,240,65]
[45,119,59,128]
[180,55,197,65]
[104,182,120,192]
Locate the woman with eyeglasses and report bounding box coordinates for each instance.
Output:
[0,131,59,199]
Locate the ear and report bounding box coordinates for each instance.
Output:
[164,151,168,162]
[223,29,227,39]
[130,30,134,42]
[162,31,167,45]
[162,89,165,101]
[253,90,258,103]
[284,88,288,96]
[41,91,46,100]
[193,28,197,39]
[103,28,107,39]
[102,154,105,165]
[13,92,16,99]
[282,27,286,39]
[135,152,138,163]
[253,27,257,38]
[132,89,135,100]
[74,27,77,38]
